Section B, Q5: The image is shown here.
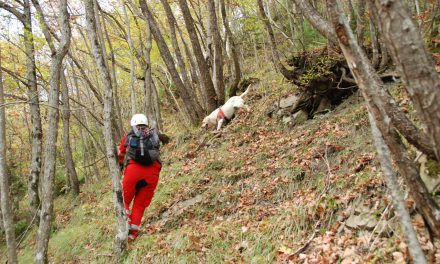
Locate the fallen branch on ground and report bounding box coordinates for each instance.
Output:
[288,220,322,258]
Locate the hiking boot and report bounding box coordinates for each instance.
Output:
[128,224,140,242]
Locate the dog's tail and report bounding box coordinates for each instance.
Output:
[240,84,252,98]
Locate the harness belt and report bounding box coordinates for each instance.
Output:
[216,108,229,120]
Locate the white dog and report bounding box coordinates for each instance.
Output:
[202,85,252,131]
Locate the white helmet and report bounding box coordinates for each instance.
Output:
[130,114,149,126]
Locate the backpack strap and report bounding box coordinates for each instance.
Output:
[123,132,135,167]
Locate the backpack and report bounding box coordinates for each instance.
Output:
[124,129,160,166]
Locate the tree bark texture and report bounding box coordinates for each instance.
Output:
[294,3,307,52]
[220,0,241,97]
[152,0,192,126]
[372,0,440,161]
[0,0,43,223]
[85,0,128,259]
[257,0,295,80]
[139,0,203,124]
[22,0,43,221]
[97,4,123,141]
[368,112,427,264]
[121,1,138,116]
[159,0,195,104]
[369,13,380,68]
[355,0,366,46]
[71,68,92,183]
[69,53,104,105]
[142,21,156,124]
[327,0,440,240]
[102,14,125,139]
[179,27,203,103]
[177,0,218,112]
[76,2,122,141]
[151,80,163,131]
[0,46,18,264]
[207,0,225,104]
[293,0,339,45]
[189,0,208,48]
[35,0,71,262]
[61,72,80,196]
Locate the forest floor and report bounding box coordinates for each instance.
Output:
[3,65,440,263]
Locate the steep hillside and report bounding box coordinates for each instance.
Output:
[8,70,439,263]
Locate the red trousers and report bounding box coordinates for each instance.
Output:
[123,161,161,227]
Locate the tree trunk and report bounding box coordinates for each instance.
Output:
[160,67,191,126]
[288,2,296,48]
[292,2,307,53]
[1,0,44,224]
[85,0,128,258]
[368,113,427,264]
[70,68,91,183]
[220,0,241,97]
[367,6,390,70]
[94,0,109,69]
[294,0,339,45]
[159,0,198,107]
[257,0,295,80]
[69,52,104,105]
[22,0,43,222]
[369,14,380,68]
[324,1,339,52]
[372,0,440,162]
[0,45,18,264]
[98,5,123,141]
[207,0,225,104]
[139,0,203,124]
[378,35,389,70]
[328,1,429,261]
[347,0,356,29]
[189,0,208,45]
[294,0,434,159]
[142,20,156,124]
[35,0,71,262]
[61,72,79,196]
[151,80,163,131]
[121,1,138,116]
[179,27,203,105]
[328,0,440,242]
[33,0,120,141]
[356,0,366,47]
[177,0,218,111]
[80,86,105,180]
[206,1,213,73]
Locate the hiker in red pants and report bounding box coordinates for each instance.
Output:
[118,114,161,241]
